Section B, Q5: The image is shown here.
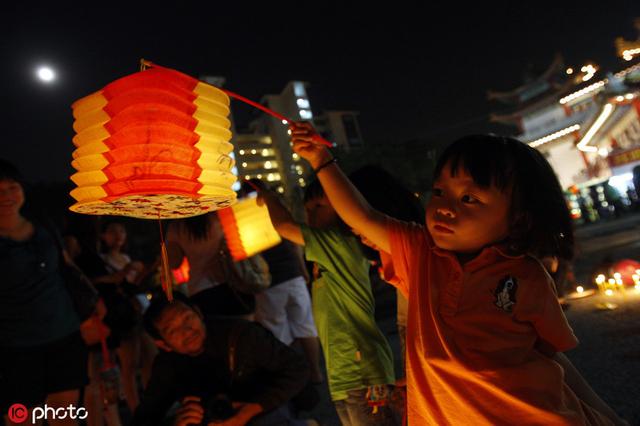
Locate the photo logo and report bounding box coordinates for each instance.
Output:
[6,403,88,424]
[7,403,28,423]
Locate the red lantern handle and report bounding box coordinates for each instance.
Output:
[141,60,333,148]
[219,89,333,148]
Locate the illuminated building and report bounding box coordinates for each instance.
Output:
[489,53,640,196]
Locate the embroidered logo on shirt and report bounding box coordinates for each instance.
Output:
[493,276,517,312]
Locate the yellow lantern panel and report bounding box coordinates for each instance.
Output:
[218,196,282,261]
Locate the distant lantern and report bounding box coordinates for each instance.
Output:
[69,65,237,219]
[218,195,281,261]
[172,256,191,285]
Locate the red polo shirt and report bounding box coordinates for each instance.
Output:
[382,218,612,425]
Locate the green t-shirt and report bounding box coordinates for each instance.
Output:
[301,225,395,401]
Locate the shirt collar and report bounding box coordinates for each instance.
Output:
[427,230,524,266]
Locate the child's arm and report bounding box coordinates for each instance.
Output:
[291,123,390,253]
[256,186,305,246]
[554,353,628,425]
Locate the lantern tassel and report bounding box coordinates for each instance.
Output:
[157,214,173,302]
[140,59,333,148]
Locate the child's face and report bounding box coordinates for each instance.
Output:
[101,223,127,249]
[426,162,511,254]
[305,195,340,228]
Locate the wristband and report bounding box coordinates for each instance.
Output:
[314,157,337,174]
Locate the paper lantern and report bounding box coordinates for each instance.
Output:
[612,259,640,287]
[218,195,282,261]
[172,257,191,284]
[69,65,237,219]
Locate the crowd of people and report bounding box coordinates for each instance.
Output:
[0,122,632,425]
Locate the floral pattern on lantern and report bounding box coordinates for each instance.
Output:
[69,66,237,219]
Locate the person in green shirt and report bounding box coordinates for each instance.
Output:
[255,178,396,426]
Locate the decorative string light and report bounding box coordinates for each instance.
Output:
[528,125,580,148]
[576,104,614,152]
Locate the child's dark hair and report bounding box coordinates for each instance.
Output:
[167,213,213,242]
[303,178,325,203]
[143,291,195,340]
[0,158,25,185]
[303,178,349,230]
[434,135,574,260]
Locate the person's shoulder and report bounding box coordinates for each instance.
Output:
[301,225,354,248]
[500,254,554,294]
[386,217,430,251]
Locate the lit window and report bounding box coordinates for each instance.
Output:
[293,82,306,97]
[297,98,310,109]
[299,109,313,119]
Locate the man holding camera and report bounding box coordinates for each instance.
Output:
[131,293,311,426]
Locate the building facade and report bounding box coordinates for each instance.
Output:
[490,55,640,200]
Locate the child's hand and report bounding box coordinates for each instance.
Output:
[290,122,332,169]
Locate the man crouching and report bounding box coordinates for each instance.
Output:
[131,292,311,426]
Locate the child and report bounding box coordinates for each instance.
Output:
[98,220,158,412]
[256,179,397,425]
[290,125,627,426]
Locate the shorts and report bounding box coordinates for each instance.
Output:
[0,331,88,412]
[255,276,318,345]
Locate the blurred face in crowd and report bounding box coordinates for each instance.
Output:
[154,302,207,356]
[305,195,340,228]
[0,179,25,219]
[101,222,127,250]
[426,161,511,254]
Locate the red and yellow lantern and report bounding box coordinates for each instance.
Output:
[218,195,282,261]
[69,65,237,219]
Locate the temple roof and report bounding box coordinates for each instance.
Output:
[487,53,567,105]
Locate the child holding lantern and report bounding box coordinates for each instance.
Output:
[255,179,397,426]
[288,124,627,426]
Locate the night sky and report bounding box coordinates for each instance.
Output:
[2,2,639,182]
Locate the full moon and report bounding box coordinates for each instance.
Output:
[36,66,56,83]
